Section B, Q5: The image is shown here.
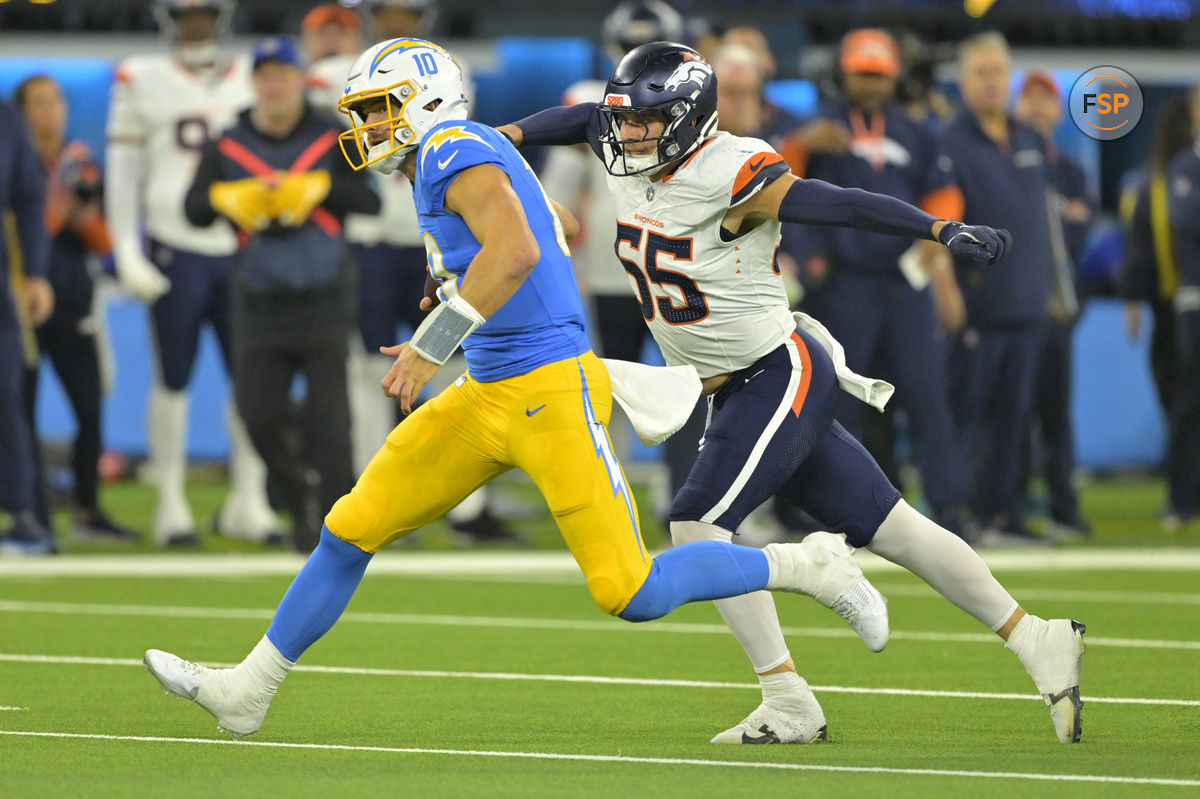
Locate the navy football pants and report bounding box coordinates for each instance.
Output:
[671,327,901,547]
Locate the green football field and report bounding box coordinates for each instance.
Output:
[2,539,1199,797]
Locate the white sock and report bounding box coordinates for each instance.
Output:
[868,500,1018,631]
[196,635,295,736]
[239,634,295,688]
[446,487,487,523]
[148,384,193,541]
[759,670,810,709]
[148,384,188,503]
[224,401,271,511]
[204,636,294,705]
[1004,614,1080,697]
[672,520,790,672]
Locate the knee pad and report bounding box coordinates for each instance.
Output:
[586,573,638,617]
[670,519,732,547]
[324,475,389,552]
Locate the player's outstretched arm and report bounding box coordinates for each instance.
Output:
[742,171,1012,265]
[496,102,597,150]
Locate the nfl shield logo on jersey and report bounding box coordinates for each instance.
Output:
[646,185,655,201]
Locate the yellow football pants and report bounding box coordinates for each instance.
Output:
[325,350,652,615]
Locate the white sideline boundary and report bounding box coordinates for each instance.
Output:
[3,599,1199,651]
[1,547,1200,578]
[0,730,1196,787]
[2,652,1198,707]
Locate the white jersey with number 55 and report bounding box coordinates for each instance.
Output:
[604,131,797,379]
[107,53,253,254]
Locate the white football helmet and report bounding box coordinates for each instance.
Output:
[337,38,468,174]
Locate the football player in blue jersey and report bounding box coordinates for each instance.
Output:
[142,37,892,742]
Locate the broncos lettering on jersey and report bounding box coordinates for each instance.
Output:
[412,119,590,382]
[107,53,253,255]
[605,132,795,379]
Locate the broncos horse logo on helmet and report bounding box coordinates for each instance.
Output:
[663,58,713,93]
[592,42,719,177]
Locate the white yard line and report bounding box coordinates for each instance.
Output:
[2,599,1198,651]
[0,730,1195,786]
[0,706,27,711]
[871,584,1200,606]
[2,652,1197,707]
[1,547,1199,579]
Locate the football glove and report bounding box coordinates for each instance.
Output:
[938,221,1012,265]
[270,170,331,227]
[209,176,273,233]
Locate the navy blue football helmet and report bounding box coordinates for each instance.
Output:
[592,41,719,177]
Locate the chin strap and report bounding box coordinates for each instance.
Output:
[366,139,412,175]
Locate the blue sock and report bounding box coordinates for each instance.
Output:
[618,540,770,622]
[265,526,373,661]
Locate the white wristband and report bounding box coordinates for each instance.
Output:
[410,294,486,365]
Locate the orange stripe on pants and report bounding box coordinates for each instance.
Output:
[789,332,813,417]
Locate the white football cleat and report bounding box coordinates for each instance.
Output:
[153,493,196,547]
[711,688,828,744]
[1007,617,1086,743]
[214,495,283,544]
[764,532,889,652]
[144,648,209,700]
[144,649,273,739]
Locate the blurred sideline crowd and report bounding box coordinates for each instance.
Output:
[1,0,1198,556]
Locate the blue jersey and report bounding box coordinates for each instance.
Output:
[412,119,590,382]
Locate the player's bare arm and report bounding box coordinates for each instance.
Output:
[445,163,541,317]
[548,196,580,243]
[381,162,541,413]
[495,123,522,146]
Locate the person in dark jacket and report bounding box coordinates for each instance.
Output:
[939,33,1055,546]
[794,29,970,537]
[0,98,55,555]
[16,73,138,544]
[185,36,380,551]
[1014,70,1096,540]
[1120,99,1194,427]
[1162,86,1200,529]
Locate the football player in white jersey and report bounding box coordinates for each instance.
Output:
[500,42,1087,745]
[106,0,277,546]
[540,1,707,524]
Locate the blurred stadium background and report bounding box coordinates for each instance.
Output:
[2,0,1199,549]
[4,2,1200,796]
